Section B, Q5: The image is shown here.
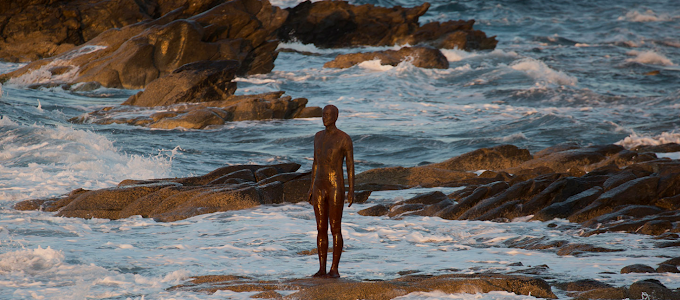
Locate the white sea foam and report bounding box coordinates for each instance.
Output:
[441,49,479,62]
[618,10,672,22]
[625,50,675,66]
[510,58,578,86]
[0,246,63,275]
[358,59,395,71]
[0,119,171,202]
[616,131,680,149]
[5,45,106,86]
[395,291,538,300]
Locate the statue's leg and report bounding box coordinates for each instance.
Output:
[327,188,345,278]
[312,188,328,277]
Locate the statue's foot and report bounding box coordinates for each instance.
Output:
[324,270,340,278]
[312,270,326,278]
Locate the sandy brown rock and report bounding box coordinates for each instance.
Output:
[356,145,530,188]
[1,0,287,88]
[169,274,556,299]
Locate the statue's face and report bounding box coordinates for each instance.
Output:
[322,106,338,127]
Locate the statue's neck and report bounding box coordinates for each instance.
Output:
[325,124,338,133]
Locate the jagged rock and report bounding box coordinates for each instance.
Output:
[278,0,497,50]
[358,204,389,216]
[0,0,153,62]
[569,176,660,223]
[1,0,288,88]
[324,47,449,69]
[122,60,240,107]
[621,264,657,274]
[533,186,604,221]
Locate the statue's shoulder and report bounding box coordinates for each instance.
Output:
[337,129,352,142]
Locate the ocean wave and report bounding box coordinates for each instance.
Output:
[0,119,172,202]
[510,58,578,86]
[0,246,64,275]
[616,131,680,149]
[625,50,675,66]
[618,9,673,22]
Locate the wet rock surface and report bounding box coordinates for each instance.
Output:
[168,273,556,299]
[323,46,449,69]
[354,143,680,241]
[71,90,316,129]
[1,0,288,88]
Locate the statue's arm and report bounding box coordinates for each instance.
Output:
[308,136,318,203]
[345,136,355,207]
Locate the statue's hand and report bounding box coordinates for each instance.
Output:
[347,192,354,207]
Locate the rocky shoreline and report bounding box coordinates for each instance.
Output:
[1,0,496,128]
[13,143,680,299]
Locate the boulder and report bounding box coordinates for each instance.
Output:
[621,264,657,274]
[358,204,389,216]
[324,47,449,69]
[122,60,240,107]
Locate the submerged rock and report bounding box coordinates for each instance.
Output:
[324,47,449,69]
[71,91,317,129]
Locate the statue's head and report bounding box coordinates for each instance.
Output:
[322,105,339,127]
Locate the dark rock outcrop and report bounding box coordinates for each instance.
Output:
[324,47,449,69]
[355,143,680,240]
[278,0,497,50]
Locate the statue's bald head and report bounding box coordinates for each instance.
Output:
[322,105,339,127]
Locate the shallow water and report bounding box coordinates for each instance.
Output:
[1,0,679,298]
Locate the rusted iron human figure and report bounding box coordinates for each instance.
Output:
[308,104,355,278]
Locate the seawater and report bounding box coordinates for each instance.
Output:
[1,0,679,299]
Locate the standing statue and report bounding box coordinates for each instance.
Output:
[308,104,355,278]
